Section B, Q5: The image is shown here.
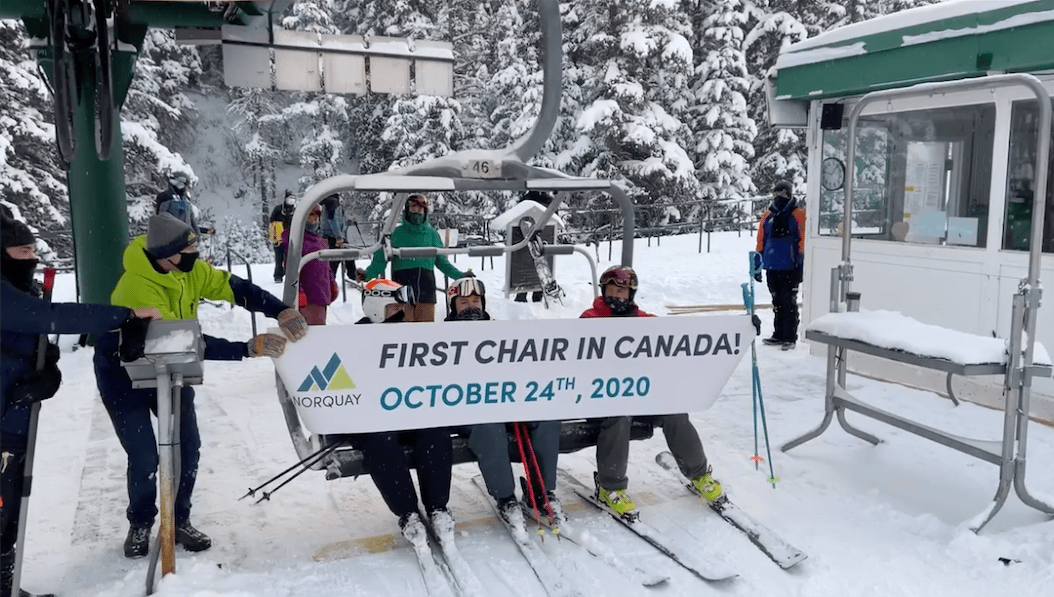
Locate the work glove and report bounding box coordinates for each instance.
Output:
[277,308,308,341]
[751,314,762,336]
[11,343,61,405]
[754,271,763,283]
[248,333,288,358]
[119,316,151,363]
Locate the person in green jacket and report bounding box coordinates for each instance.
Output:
[363,194,467,322]
[93,213,308,558]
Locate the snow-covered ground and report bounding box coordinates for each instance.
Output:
[19,231,1054,596]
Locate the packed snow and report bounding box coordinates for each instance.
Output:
[18,231,1054,597]
[808,310,1053,367]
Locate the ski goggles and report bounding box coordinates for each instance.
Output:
[407,195,429,211]
[363,282,417,304]
[599,266,637,289]
[448,277,485,299]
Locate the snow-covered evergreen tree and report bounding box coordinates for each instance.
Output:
[281,1,352,189]
[121,29,204,230]
[742,1,808,196]
[0,19,68,260]
[562,0,700,227]
[689,0,757,203]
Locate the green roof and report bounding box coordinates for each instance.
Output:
[774,0,1054,101]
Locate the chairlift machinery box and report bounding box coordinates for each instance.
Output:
[120,320,205,389]
[503,205,557,296]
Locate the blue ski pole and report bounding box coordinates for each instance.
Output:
[743,252,779,488]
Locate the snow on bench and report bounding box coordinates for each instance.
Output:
[807,310,1052,369]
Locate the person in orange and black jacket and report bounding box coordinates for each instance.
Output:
[755,180,807,349]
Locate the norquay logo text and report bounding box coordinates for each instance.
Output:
[293,353,360,409]
[299,353,355,391]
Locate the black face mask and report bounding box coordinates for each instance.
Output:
[454,308,484,321]
[176,252,198,272]
[1,255,39,294]
[604,297,633,316]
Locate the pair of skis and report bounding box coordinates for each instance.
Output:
[560,457,806,578]
[404,509,485,597]
[654,452,807,569]
[471,474,668,596]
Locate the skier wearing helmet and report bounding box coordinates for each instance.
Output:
[357,278,416,324]
[580,265,724,517]
[445,277,563,528]
[353,279,454,545]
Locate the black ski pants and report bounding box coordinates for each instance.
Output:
[273,244,286,281]
[360,428,452,518]
[95,346,200,529]
[0,450,25,558]
[766,270,801,342]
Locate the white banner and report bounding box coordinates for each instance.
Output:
[272,315,754,435]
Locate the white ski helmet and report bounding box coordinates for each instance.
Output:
[361,278,416,323]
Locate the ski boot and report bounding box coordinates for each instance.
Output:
[428,506,456,537]
[398,512,428,547]
[519,477,565,524]
[496,496,526,530]
[594,473,638,520]
[691,467,725,504]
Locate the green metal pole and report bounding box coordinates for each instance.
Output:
[66,47,130,305]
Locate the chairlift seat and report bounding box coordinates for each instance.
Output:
[321,419,656,480]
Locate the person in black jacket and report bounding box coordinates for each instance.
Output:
[269,191,296,282]
[353,279,454,545]
[0,212,161,597]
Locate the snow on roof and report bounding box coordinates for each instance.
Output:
[779,0,1045,68]
[490,200,564,230]
[902,7,1054,46]
[775,42,868,71]
[808,310,1052,367]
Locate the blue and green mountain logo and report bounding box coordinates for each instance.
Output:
[298,353,355,392]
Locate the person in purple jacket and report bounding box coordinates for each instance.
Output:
[281,204,336,325]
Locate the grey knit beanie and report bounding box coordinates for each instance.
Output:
[146,213,196,259]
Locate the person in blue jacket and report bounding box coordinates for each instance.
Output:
[0,211,161,597]
[93,214,308,559]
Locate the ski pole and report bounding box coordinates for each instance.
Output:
[744,253,779,488]
[742,281,762,471]
[11,267,55,597]
[248,441,346,503]
[239,440,343,500]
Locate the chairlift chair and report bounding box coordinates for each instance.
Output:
[275,0,649,479]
